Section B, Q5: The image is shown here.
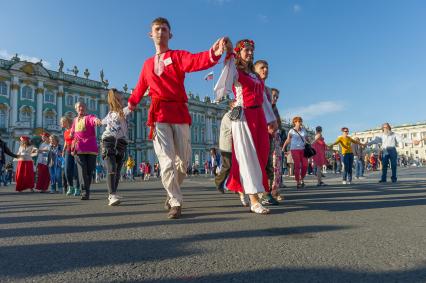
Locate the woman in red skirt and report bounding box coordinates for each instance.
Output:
[15,136,37,192]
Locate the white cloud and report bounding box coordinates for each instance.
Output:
[293,4,302,13]
[283,101,345,121]
[257,14,269,23]
[0,49,51,68]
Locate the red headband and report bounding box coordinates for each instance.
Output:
[234,40,255,53]
[20,136,30,142]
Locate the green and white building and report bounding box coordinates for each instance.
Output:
[0,55,229,166]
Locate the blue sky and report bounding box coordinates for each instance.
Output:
[1,0,425,140]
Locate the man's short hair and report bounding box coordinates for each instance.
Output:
[271,88,280,94]
[254,60,268,66]
[151,17,171,30]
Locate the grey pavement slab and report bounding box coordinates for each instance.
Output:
[1,167,426,282]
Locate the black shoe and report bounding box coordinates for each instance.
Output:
[81,191,90,200]
[261,194,279,206]
[378,180,387,183]
[168,206,182,219]
[216,186,225,194]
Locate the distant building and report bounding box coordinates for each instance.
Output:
[353,122,426,160]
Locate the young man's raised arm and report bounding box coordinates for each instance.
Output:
[128,63,149,109]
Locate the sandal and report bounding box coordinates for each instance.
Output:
[250,203,270,214]
[239,195,249,207]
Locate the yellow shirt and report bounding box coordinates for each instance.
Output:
[334,136,357,155]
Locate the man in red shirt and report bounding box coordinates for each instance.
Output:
[128,17,230,219]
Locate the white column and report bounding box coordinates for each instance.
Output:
[36,81,43,128]
[136,150,142,165]
[10,76,19,125]
[206,116,213,144]
[136,110,142,139]
[57,85,63,120]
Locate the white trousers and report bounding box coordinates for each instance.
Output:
[153,123,191,207]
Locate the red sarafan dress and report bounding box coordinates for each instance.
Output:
[312,136,328,167]
[215,57,276,195]
[15,145,36,191]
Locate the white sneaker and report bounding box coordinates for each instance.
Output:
[108,194,121,206]
[342,181,347,185]
[347,181,352,185]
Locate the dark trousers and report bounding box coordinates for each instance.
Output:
[64,151,79,188]
[103,151,125,194]
[343,153,354,182]
[215,151,232,190]
[381,147,398,182]
[101,137,127,194]
[75,154,97,195]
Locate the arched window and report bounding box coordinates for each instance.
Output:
[20,106,33,125]
[0,82,7,96]
[44,91,55,103]
[22,86,33,100]
[44,110,57,126]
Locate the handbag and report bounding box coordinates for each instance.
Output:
[229,106,242,121]
[294,128,316,158]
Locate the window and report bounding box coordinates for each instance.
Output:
[89,99,96,110]
[20,106,33,125]
[66,95,74,106]
[0,82,7,96]
[22,86,33,100]
[44,91,55,103]
[415,150,419,154]
[0,106,7,128]
[44,110,56,126]
[194,127,198,143]
[201,128,205,143]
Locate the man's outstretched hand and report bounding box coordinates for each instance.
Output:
[212,37,232,57]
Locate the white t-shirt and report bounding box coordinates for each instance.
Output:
[289,128,307,150]
[101,107,131,140]
[37,143,50,165]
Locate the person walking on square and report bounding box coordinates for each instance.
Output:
[35,132,51,192]
[253,60,279,206]
[215,108,233,194]
[282,117,310,189]
[312,126,328,186]
[369,122,413,183]
[15,136,37,192]
[70,101,100,200]
[0,138,18,186]
[352,137,366,179]
[126,156,135,181]
[127,17,229,219]
[214,39,278,214]
[329,127,365,185]
[47,135,63,193]
[61,116,81,196]
[100,88,131,206]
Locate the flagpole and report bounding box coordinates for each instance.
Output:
[212,71,215,102]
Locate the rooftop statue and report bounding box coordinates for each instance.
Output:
[59,58,64,73]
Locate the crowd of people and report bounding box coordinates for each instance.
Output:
[1,17,423,219]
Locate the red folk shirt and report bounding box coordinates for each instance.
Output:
[63,128,73,152]
[128,49,221,127]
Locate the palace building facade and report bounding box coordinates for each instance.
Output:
[0,55,229,167]
[353,122,426,160]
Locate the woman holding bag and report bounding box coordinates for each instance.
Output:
[282,116,311,188]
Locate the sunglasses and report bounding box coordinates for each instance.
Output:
[343,130,349,133]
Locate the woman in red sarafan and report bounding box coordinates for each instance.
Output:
[15,136,37,192]
[215,39,278,214]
